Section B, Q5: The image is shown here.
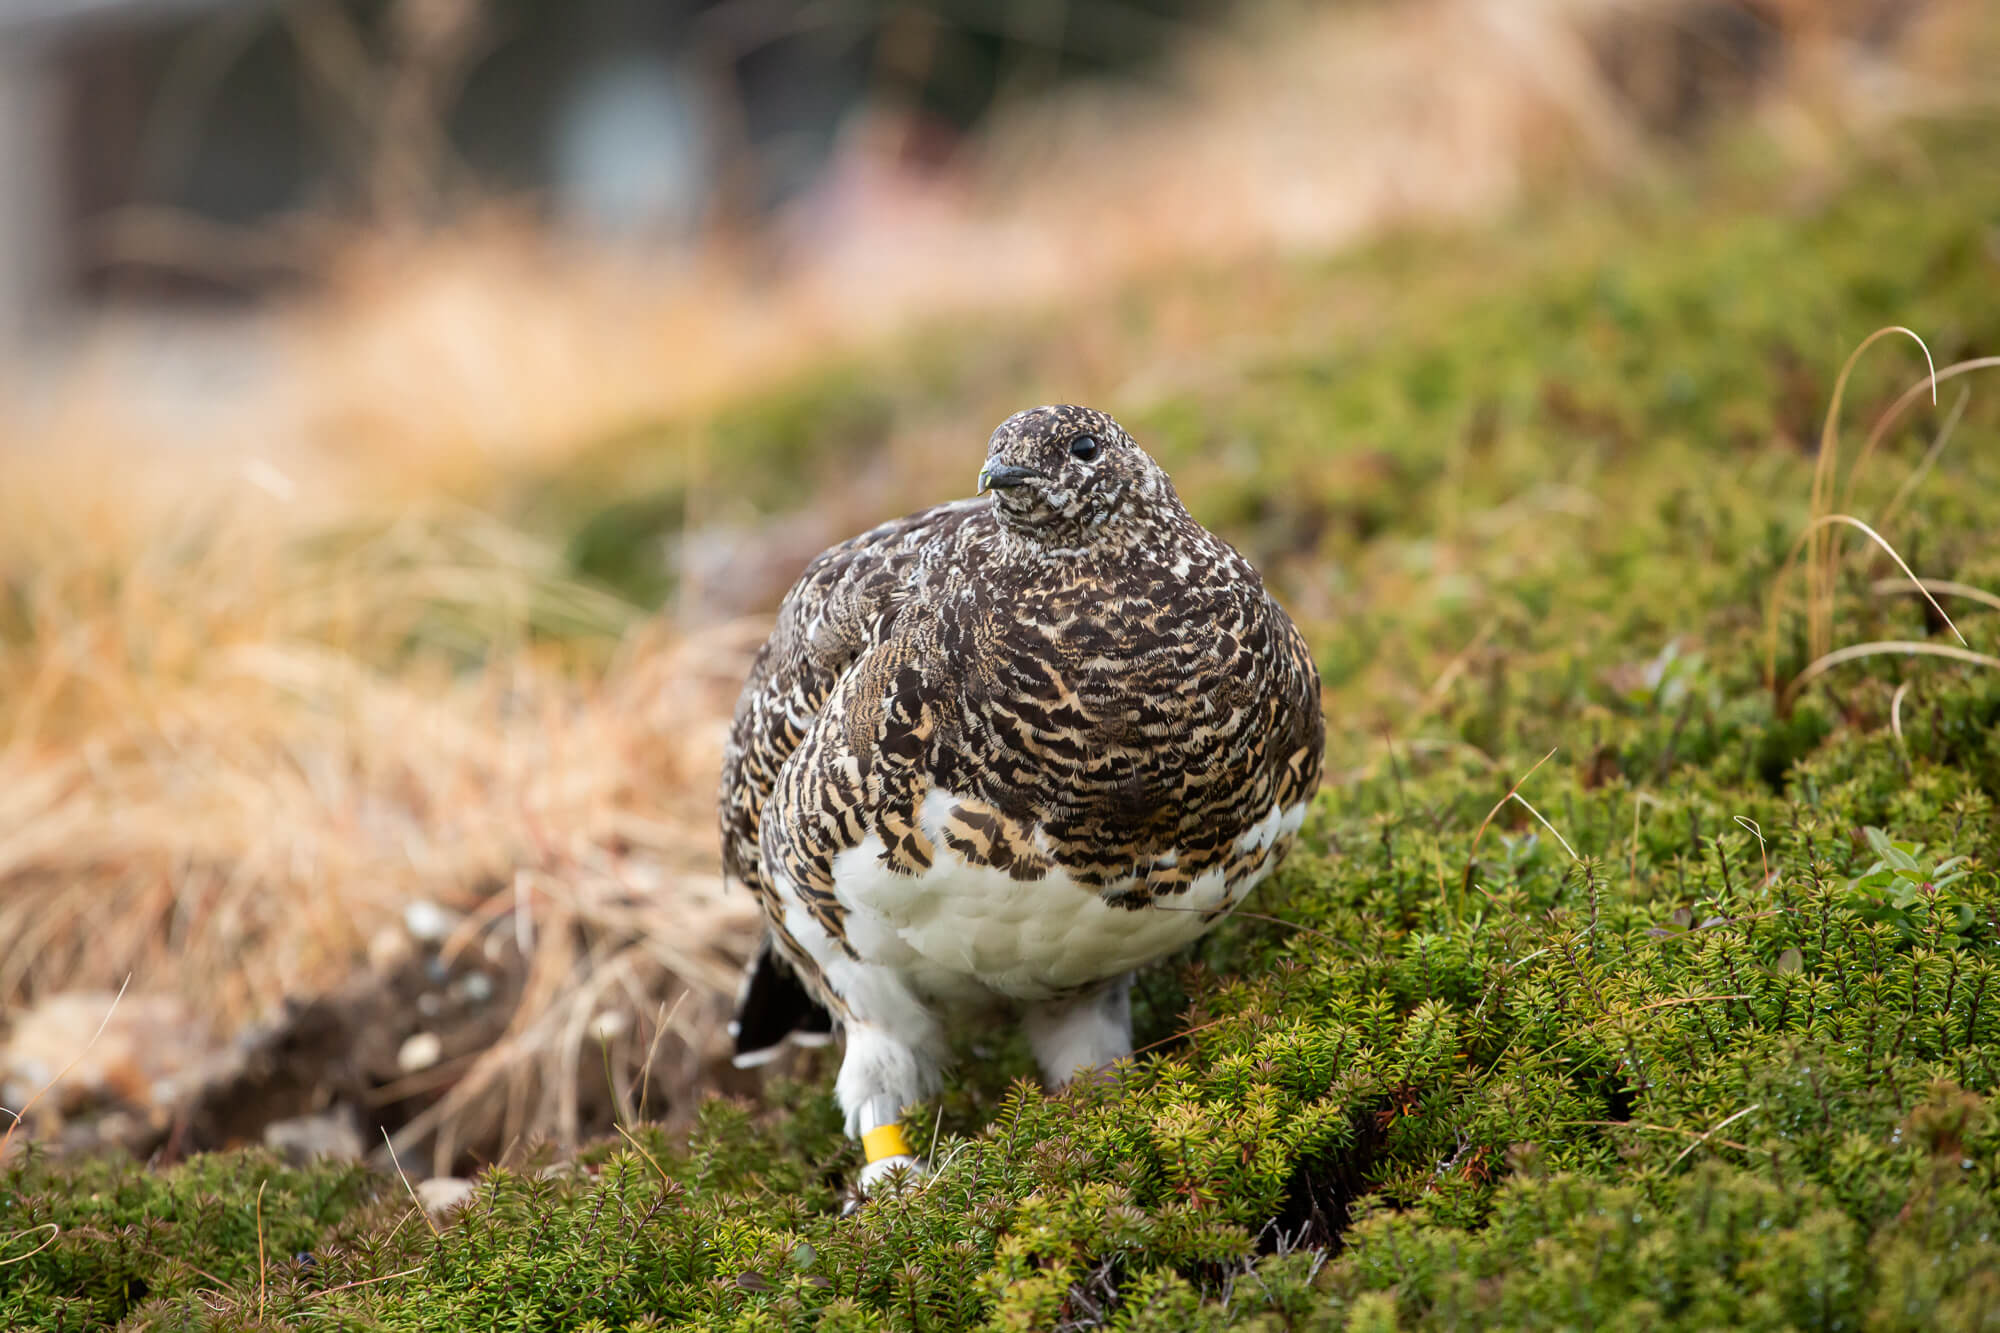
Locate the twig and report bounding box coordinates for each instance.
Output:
[1669,1103,1762,1171]
[1145,905,1366,959]
[1128,1017,1231,1059]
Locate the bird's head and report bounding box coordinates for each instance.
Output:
[976,405,1178,545]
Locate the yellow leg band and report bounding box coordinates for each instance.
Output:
[862,1123,912,1163]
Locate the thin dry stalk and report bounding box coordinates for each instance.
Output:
[0,978,130,1162]
[1669,1103,1762,1171]
[1732,816,1770,888]
[1841,356,2000,519]
[1627,789,1663,889]
[382,1129,443,1240]
[612,1122,674,1191]
[0,1225,61,1267]
[255,1180,269,1320]
[1462,747,1561,895]
[1764,513,1966,691]
[1872,577,2000,616]
[1510,792,1580,862]
[635,991,691,1125]
[1785,641,2000,706]
[1560,1120,1759,1153]
[309,1266,425,1299]
[1804,326,1935,664]
[1877,384,1972,531]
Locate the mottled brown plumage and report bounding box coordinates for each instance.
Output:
[718,404,1323,1189]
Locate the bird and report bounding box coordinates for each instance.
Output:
[717,404,1324,1193]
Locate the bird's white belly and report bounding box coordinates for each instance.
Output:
[793,792,1308,1005]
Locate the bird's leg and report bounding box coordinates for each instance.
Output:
[1024,973,1134,1088]
[833,974,945,1195]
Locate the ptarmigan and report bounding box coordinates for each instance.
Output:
[718,404,1324,1192]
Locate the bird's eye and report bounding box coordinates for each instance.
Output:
[1069,436,1101,462]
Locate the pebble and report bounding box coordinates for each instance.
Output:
[402,900,460,944]
[366,925,414,974]
[416,1176,476,1215]
[0,991,219,1129]
[452,971,494,1004]
[265,1108,365,1164]
[397,1032,444,1074]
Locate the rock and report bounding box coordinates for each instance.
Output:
[0,991,225,1147]
[367,925,415,974]
[416,1176,476,1215]
[397,1032,444,1074]
[264,1107,366,1164]
[402,900,460,944]
[452,971,494,1004]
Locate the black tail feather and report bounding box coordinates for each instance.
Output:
[730,936,835,1067]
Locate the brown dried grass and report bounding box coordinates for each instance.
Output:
[0,472,764,1161]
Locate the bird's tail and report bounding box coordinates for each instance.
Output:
[728,935,836,1068]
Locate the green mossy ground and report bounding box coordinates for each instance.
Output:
[9,120,2000,1330]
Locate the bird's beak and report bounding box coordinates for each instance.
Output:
[977,463,1048,493]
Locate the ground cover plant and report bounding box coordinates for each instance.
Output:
[6,111,2000,1330]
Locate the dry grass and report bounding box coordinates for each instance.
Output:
[1763,332,2000,707]
[0,0,1989,1163]
[0,475,765,1163]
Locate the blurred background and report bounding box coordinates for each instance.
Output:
[0,0,1990,1177]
